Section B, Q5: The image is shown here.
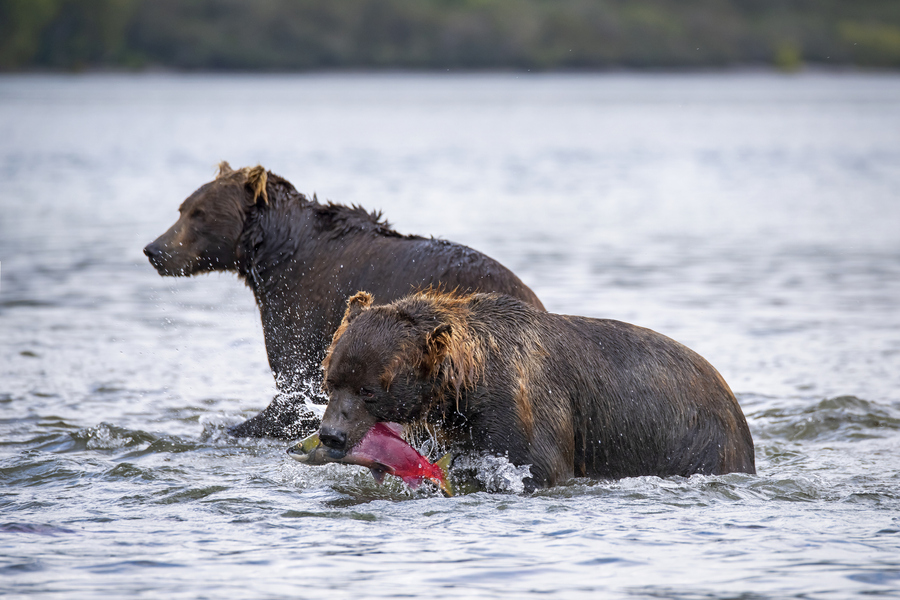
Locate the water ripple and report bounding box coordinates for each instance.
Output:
[3,73,900,600]
[0,522,76,536]
[753,395,900,442]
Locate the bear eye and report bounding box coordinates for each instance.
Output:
[190,208,206,219]
[360,387,376,401]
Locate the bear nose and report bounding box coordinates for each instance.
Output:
[143,243,159,259]
[318,426,347,452]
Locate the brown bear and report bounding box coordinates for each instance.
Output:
[317,290,756,489]
[143,163,544,439]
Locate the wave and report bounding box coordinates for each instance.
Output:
[751,395,900,442]
[20,422,213,459]
[0,522,76,536]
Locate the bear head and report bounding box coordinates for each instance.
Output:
[143,162,268,276]
[318,290,482,456]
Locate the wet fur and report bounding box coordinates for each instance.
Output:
[319,290,756,489]
[144,163,544,439]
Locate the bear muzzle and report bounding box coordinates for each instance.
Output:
[318,425,349,456]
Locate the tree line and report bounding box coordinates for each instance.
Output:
[2,0,900,71]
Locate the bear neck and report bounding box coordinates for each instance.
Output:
[234,180,406,387]
[236,183,307,295]
[236,184,399,298]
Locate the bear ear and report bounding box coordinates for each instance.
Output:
[322,291,374,373]
[422,323,452,377]
[216,161,233,179]
[245,165,268,205]
[345,291,374,322]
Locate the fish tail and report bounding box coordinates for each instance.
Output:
[434,452,454,497]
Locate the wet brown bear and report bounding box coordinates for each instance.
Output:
[143,163,544,439]
[318,290,755,489]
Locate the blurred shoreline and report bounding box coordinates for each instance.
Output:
[2,65,899,77]
[3,0,900,73]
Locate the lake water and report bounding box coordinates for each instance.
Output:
[2,72,900,599]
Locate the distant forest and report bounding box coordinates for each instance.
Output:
[2,0,900,71]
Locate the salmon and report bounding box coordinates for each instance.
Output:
[288,422,454,496]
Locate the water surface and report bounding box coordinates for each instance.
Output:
[2,73,900,599]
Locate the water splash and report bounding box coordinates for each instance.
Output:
[85,423,134,450]
[452,453,533,494]
[274,375,328,420]
[72,423,155,451]
[198,413,246,443]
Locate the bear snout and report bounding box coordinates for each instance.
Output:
[318,425,348,455]
[143,241,174,275]
[143,242,161,260]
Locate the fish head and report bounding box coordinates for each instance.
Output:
[286,432,347,465]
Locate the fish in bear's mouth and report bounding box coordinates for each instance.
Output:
[287,422,454,496]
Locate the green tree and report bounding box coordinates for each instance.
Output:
[0,0,61,69]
